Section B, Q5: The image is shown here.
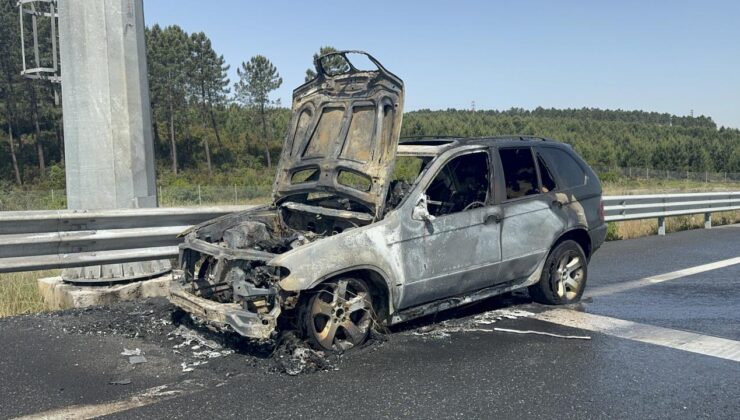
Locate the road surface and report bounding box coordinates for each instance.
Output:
[1,224,739,419]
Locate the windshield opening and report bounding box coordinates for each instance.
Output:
[385,156,434,212]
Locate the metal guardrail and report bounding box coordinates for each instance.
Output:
[0,206,254,273]
[0,192,738,273]
[603,192,740,235]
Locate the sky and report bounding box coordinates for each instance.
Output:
[144,0,740,128]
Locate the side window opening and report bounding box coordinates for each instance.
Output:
[499,147,539,200]
[425,152,490,217]
[537,154,557,193]
[539,147,587,189]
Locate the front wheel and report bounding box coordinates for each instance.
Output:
[529,240,588,305]
[301,277,374,351]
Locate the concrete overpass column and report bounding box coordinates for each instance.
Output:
[58,0,170,282]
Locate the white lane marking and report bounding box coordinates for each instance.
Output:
[14,384,188,420]
[587,256,740,298]
[534,309,740,363]
[492,327,591,340]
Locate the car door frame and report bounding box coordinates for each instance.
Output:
[394,145,505,309]
[492,144,569,285]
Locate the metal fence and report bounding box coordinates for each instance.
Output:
[0,206,252,273]
[603,192,740,235]
[591,166,740,183]
[0,192,738,274]
[2,166,738,211]
[0,185,273,211]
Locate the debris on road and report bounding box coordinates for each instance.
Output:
[128,355,148,364]
[409,308,535,339]
[272,332,337,375]
[180,361,208,373]
[169,325,234,360]
[108,378,132,385]
[121,348,141,356]
[492,327,592,340]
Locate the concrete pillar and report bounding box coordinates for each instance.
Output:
[58,0,170,283]
[657,216,666,236]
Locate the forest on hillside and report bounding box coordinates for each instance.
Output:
[1,1,739,193]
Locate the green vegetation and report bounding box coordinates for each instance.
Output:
[0,270,56,317]
[1,2,738,199]
[401,109,739,173]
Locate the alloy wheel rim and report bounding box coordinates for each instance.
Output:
[554,251,584,300]
[310,279,372,350]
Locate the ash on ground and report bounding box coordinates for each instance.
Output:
[31,297,385,376]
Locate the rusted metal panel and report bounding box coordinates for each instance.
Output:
[272,51,405,219]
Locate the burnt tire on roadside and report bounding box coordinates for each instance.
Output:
[300,277,374,351]
[529,240,588,305]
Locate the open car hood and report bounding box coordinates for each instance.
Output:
[272,51,405,219]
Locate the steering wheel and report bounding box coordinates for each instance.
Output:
[462,201,486,212]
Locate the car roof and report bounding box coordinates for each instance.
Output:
[396,135,569,157]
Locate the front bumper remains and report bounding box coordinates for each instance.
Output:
[169,272,280,340]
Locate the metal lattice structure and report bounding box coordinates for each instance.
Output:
[18,0,60,83]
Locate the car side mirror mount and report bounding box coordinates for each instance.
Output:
[412,194,436,222]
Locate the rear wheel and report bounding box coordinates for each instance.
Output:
[301,277,373,351]
[529,240,588,304]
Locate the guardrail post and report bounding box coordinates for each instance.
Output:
[658,216,666,236]
[704,212,712,229]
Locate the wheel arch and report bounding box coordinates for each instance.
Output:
[310,265,394,322]
[552,227,592,259]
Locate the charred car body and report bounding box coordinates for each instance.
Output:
[170,51,607,350]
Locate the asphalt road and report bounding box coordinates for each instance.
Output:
[1,225,739,419]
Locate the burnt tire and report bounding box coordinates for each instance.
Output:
[529,240,588,305]
[300,277,373,352]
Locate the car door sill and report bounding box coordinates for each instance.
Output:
[390,277,530,325]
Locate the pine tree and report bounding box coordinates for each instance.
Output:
[234,55,282,168]
[304,46,348,82]
[187,32,230,176]
[0,0,23,185]
[146,24,190,175]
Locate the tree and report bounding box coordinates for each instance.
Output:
[234,55,282,168]
[304,46,348,82]
[187,31,230,176]
[0,0,23,185]
[146,24,190,175]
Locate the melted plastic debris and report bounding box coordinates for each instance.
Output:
[121,348,141,356]
[180,360,208,373]
[128,355,147,364]
[272,332,337,375]
[410,308,535,339]
[169,325,234,372]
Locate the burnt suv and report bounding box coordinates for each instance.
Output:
[169,51,607,350]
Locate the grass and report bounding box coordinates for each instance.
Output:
[602,178,739,195]
[606,211,738,241]
[0,270,57,318]
[0,178,737,317]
